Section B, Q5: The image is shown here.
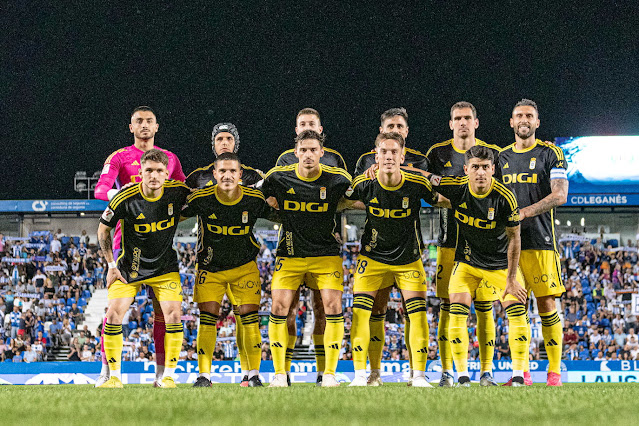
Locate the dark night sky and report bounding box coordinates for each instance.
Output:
[3,3,639,200]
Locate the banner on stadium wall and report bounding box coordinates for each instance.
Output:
[0,200,108,213]
[565,193,639,206]
[1,360,638,385]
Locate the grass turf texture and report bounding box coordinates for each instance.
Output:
[0,383,636,425]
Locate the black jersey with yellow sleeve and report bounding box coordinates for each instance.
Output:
[261,164,352,258]
[498,139,567,251]
[181,185,270,273]
[354,147,428,176]
[426,139,502,249]
[349,171,439,265]
[276,147,348,171]
[434,176,519,270]
[185,163,264,189]
[99,180,191,282]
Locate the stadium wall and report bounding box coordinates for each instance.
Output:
[1,361,637,385]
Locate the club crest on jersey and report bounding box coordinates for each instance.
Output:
[320,187,327,200]
[168,203,174,216]
[242,211,249,223]
[529,158,536,169]
[487,208,495,220]
[402,197,409,209]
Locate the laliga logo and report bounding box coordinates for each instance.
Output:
[32,201,48,212]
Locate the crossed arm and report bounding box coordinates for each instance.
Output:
[519,178,568,220]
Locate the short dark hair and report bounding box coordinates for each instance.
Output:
[214,152,241,168]
[296,108,321,121]
[131,106,156,118]
[450,101,477,119]
[295,130,325,148]
[140,148,169,166]
[464,145,494,165]
[375,132,405,149]
[513,98,539,115]
[380,108,408,126]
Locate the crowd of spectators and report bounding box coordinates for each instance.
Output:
[3,226,639,366]
[0,230,102,363]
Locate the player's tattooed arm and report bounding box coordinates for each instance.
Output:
[519,178,568,220]
[97,223,127,287]
[504,225,527,303]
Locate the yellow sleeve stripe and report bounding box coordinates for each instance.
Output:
[110,186,140,210]
[477,140,503,152]
[241,164,265,178]
[110,185,139,206]
[351,174,371,189]
[186,163,214,180]
[425,139,453,157]
[404,173,432,189]
[164,181,190,190]
[493,182,518,210]
[543,143,565,161]
[187,186,216,203]
[324,147,348,171]
[321,164,352,181]
[439,176,467,186]
[356,151,375,166]
[404,147,426,158]
[264,164,296,179]
[276,149,295,165]
[243,188,265,200]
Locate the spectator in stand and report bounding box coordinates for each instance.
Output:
[23,344,38,363]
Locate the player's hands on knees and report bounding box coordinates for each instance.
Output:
[503,278,527,304]
[365,164,379,180]
[267,196,279,210]
[106,267,127,289]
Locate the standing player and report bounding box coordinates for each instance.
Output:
[425,102,503,387]
[275,108,347,386]
[96,149,190,388]
[354,107,428,386]
[263,130,352,387]
[347,132,444,387]
[94,106,185,387]
[434,146,529,387]
[498,99,568,386]
[186,122,263,387]
[182,152,274,388]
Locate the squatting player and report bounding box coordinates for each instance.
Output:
[275,108,347,386]
[354,107,428,386]
[433,145,529,387]
[182,152,275,388]
[186,122,264,387]
[425,102,503,387]
[262,130,352,387]
[94,106,185,387]
[97,149,190,388]
[347,132,446,387]
[499,99,568,387]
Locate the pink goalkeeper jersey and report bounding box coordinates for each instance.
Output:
[94,144,186,250]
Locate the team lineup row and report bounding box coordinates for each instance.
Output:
[93,100,569,388]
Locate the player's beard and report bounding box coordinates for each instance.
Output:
[515,124,535,140]
[137,130,155,141]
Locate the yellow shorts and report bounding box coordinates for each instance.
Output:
[108,272,183,302]
[436,247,500,302]
[520,250,565,298]
[449,262,524,302]
[272,256,343,292]
[354,255,427,293]
[195,261,261,306]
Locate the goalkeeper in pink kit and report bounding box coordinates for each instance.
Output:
[94,106,185,386]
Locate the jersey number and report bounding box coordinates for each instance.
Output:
[356,260,368,274]
[275,258,284,272]
[437,265,443,281]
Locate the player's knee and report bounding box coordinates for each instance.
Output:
[322,298,342,315]
[537,296,557,313]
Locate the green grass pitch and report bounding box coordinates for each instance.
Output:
[0,383,636,425]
